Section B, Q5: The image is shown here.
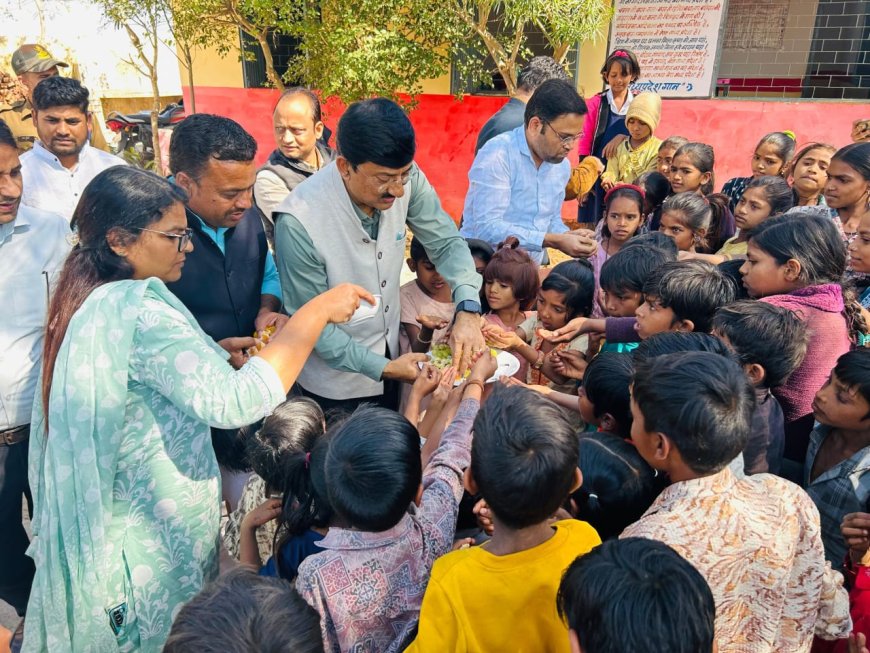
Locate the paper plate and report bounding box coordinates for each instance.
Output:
[421,350,521,385]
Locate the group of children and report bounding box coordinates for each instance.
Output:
[158,47,870,653]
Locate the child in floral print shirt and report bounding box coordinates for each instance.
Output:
[295,354,496,653]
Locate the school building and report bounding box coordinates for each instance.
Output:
[181,0,870,220]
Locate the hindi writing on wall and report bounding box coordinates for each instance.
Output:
[611,0,728,98]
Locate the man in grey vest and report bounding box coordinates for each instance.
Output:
[274,98,485,412]
[254,88,336,247]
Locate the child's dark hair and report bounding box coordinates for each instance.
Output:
[325,405,422,531]
[245,398,332,579]
[832,142,870,183]
[673,142,716,194]
[541,259,595,319]
[465,237,494,268]
[717,259,750,300]
[749,212,846,286]
[483,236,540,310]
[833,349,870,418]
[557,538,715,653]
[600,48,640,82]
[472,385,579,530]
[713,301,809,388]
[582,353,634,439]
[755,131,797,171]
[661,191,711,245]
[409,236,428,263]
[602,185,645,239]
[743,175,795,220]
[600,245,671,296]
[790,142,836,176]
[641,260,736,333]
[635,171,670,215]
[633,331,738,367]
[633,351,755,474]
[621,231,679,260]
[572,434,660,540]
[575,436,661,532]
[245,397,326,494]
[659,136,689,154]
[164,567,324,653]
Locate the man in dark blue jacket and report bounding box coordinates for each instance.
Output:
[166,114,286,507]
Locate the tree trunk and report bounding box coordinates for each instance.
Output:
[256,31,284,90]
[150,73,162,172]
[148,26,163,172]
[183,49,196,113]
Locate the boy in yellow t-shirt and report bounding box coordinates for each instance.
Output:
[406,385,601,653]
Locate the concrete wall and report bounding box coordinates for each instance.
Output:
[184,85,869,223]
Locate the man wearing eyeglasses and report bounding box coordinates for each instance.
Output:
[461,79,597,264]
[165,114,286,510]
[274,98,484,413]
[0,118,70,646]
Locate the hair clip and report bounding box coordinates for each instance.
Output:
[612,50,629,58]
[604,183,646,204]
[304,452,311,469]
[66,230,80,248]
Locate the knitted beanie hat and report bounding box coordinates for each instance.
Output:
[626,92,662,131]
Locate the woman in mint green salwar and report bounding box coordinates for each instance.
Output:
[23,168,372,653]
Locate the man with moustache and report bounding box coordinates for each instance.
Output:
[1,44,109,153]
[0,119,70,645]
[19,76,124,222]
[254,87,336,247]
[165,113,286,508]
[461,79,596,264]
[274,98,484,412]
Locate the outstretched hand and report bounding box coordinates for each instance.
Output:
[319,283,377,324]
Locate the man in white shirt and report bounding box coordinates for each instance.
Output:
[0,119,70,631]
[20,75,125,221]
[460,79,597,263]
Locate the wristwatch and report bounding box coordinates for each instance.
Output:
[454,300,482,315]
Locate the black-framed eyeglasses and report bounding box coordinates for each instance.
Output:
[541,120,583,147]
[134,227,193,252]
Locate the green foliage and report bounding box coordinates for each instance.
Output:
[110,0,613,106]
[451,0,614,94]
[287,0,465,107]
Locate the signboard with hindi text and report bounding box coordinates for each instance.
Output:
[611,0,728,98]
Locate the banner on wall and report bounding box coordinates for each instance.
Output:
[611,0,728,98]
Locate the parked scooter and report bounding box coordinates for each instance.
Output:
[105,101,185,162]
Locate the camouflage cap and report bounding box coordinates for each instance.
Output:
[11,44,69,75]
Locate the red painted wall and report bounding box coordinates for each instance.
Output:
[184,86,868,221]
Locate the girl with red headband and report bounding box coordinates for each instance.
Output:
[577,48,641,225]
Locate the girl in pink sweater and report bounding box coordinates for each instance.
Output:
[577,49,640,224]
[740,211,852,480]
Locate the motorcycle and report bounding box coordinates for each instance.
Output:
[105,101,186,163]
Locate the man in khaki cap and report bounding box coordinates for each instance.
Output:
[1,44,108,152]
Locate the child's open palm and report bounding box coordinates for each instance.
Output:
[482,323,523,350]
[417,314,450,331]
[432,365,457,404]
